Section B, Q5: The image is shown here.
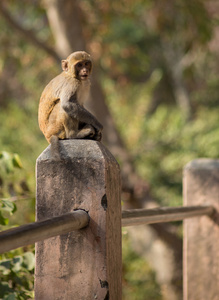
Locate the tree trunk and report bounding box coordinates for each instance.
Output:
[42,0,85,57]
[161,42,192,120]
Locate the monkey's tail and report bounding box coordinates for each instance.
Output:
[50,135,61,160]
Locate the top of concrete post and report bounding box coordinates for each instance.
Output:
[37,139,119,166]
[184,158,219,171]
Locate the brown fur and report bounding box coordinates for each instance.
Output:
[38,51,102,143]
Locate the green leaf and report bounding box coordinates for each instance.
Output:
[0,259,11,275]
[12,256,23,272]
[1,200,16,214]
[4,294,17,300]
[0,151,14,174]
[12,154,23,169]
[12,202,17,214]
[0,211,8,225]
[0,282,13,298]
[22,252,35,271]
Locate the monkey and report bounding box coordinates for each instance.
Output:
[38,51,103,151]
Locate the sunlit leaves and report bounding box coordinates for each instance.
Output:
[0,252,35,300]
[0,199,17,225]
[0,152,22,174]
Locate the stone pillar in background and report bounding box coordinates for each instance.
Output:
[183,159,219,300]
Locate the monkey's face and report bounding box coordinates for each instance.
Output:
[75,60,92,81]
[62,51,93,80]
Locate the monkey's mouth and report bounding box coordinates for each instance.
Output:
[81,74,88,80]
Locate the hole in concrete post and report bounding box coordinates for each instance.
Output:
[101,194,108,211]
[99,279,108,289]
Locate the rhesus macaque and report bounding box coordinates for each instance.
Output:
[38,51,103,146]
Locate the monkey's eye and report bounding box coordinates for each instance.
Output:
[76,62,83,68]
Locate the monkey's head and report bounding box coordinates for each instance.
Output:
[61,51,92,81]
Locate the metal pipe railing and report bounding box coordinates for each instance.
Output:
[0,210,89,254]
[122,205,214,227]
[0,205,215,253]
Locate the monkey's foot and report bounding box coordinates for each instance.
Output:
[76,125,95,139]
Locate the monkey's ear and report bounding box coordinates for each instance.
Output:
[61,60,68,72]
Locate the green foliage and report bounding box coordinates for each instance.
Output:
[0,252,35,300]
[0,199,17,225]
[122,232,162,300]
[0,151,22,225]
[107,72,219,206]
[0,152,34,299]
[134,106,219,206]
[0,152,22,174]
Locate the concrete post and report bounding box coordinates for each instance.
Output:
[35,140,122,300]
[183,159,219,300]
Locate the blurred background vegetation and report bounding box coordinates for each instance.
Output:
[0,0,219,299]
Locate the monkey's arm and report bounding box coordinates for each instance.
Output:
[61,92,103,131]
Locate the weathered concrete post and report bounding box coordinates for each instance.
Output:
[35,140,122,300]
[183,159,219,300]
